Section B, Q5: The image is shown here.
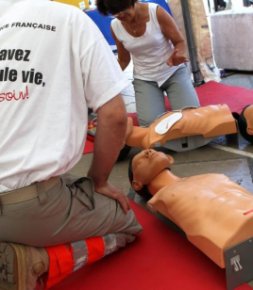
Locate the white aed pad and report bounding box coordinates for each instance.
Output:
[154,112,183,135]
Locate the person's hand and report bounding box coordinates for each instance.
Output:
[94,181,130,214]
[167,48,188,66]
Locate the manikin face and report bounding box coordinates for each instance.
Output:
[132,149,174,186]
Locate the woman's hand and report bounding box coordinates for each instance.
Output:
[167,48,188,66]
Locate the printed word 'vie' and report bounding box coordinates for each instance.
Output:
[0,67,43,85]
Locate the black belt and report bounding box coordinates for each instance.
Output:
[0,177,60,205]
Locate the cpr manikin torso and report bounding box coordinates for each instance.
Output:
[131,149,253,268]
[126,104,237,149]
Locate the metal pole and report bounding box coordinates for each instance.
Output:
[180,0,204,86]
[214,0,219,11]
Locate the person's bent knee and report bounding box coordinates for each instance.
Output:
[118,208,143,236]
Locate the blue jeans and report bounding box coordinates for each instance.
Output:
[133,65,200,126]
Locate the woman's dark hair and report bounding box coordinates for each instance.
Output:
[96,0,138,16]
[236,105,253,144]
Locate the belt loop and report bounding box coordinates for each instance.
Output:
[36,182,48,205]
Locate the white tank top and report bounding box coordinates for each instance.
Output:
[111,3,183,86]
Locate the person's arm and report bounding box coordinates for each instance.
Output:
[111,27,131,70]
[87,95,130,213]
[156,6,188,66]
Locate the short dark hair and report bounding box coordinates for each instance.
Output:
[237,105,253,144]
[96,0,138,16]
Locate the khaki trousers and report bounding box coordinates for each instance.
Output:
[0,175,142,247]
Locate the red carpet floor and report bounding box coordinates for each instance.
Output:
[83,81,253,154]
[83,139,94,154]
[196,81,253,113]
[52,201,252,290]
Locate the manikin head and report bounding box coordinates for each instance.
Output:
[236,104,253,144]
[129,149,174,196]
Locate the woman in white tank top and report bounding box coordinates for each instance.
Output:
[97,0,200,127]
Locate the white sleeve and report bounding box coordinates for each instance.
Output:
[78,14,129,111]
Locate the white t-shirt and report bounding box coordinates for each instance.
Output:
[111,3,183,86]
[0,0,129,192]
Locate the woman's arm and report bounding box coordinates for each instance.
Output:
[156,6,187,66]
[110,27,131,70]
